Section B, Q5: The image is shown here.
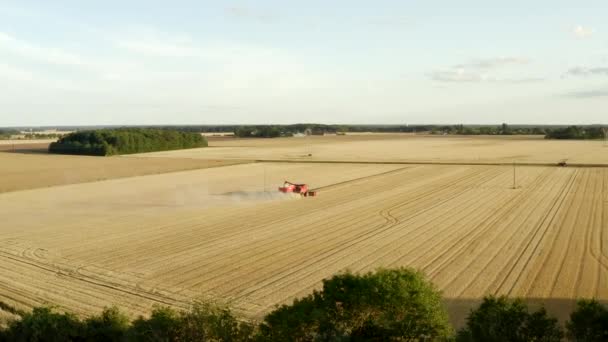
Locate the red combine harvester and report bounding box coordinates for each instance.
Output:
[278,181,317,197]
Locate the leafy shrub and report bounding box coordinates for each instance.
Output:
[129,306,182,341]
[566,299,608,341]
[0,303,254,342]
[0,307,84,342]
[84,306,130,341]
[456,296,563,342]
[49,128,207,156]
[129,303,254,342]
[257,267,452,341]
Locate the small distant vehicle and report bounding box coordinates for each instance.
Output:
[278,181,317,197]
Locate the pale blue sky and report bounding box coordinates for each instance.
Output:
[1,1,607,126]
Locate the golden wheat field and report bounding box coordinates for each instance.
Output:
[0,135,606,327]
[140,134,608,165]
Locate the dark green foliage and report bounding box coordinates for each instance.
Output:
[179,302,255,342]
[257,267,452,341]
[0,303,254,342]
[234,126,283,138]
[456,296,563,342]
[129,303,254,342]
[84,306,130,341]
[566,299,608,341]
[545,126,606,140]
[0,128,19,139]
[49,128,207,156]
[129,306,182,341]
[0,307,84,342]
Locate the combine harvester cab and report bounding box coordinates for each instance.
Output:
[278,181,317,197]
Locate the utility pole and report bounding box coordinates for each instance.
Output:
[512,161,517,189]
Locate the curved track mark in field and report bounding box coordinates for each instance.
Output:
[222,168,498,301]
[362,167,508,272]
[235,168,504,304]
[133,167,426,277]
[163,167,432,289]
[0,251,186,309]
[250,169,510,309]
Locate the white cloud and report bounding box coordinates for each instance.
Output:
[573,25,594,39]
[456,57,529,70]
[226,6,275,22]
[429,69,483,82]
[430,57,539,83]
[565,88,608,98]
[566,66,608,77]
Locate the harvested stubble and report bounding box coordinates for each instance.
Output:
[0,160,605,327]
[137,134,608,165]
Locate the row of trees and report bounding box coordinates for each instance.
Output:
[231,124,605,138]
[48,128,208,156]
[430,123,548,136]
[0,129,19,140]
[544,126,607,140]
[1,268,606,341]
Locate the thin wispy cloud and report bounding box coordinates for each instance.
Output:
[572,25,595,39]
[564,88,608,98]
[565,66,608,77]
[430,57,538,83]
[455,57,529,70]
[226,6,275,23]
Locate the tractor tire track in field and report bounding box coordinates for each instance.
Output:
[0,250,186,309]
[546,170,591,297]
[348,166,510,274]
[221,167,496,299]
[499,169,579,296]
[1,160,607,321]
[230,168,505,304]
[426,168,556,296]
[171,167,480,282]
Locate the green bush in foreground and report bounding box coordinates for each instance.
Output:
[258,267,452,341]
[0,307,84,342]
[130,303,254,342]
[566,299,608,342]
[49,128,207,156]
[456,296,563,342]
[1,270,607,341]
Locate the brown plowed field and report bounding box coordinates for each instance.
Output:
[1,140,606,327]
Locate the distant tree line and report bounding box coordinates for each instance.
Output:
[1,268,606,341]
[544,126,607,140]
[0,129,19,140]
[429,123,550,136]
[23,133,63,139]
[5,124,608,140]
[48,128,207,156]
